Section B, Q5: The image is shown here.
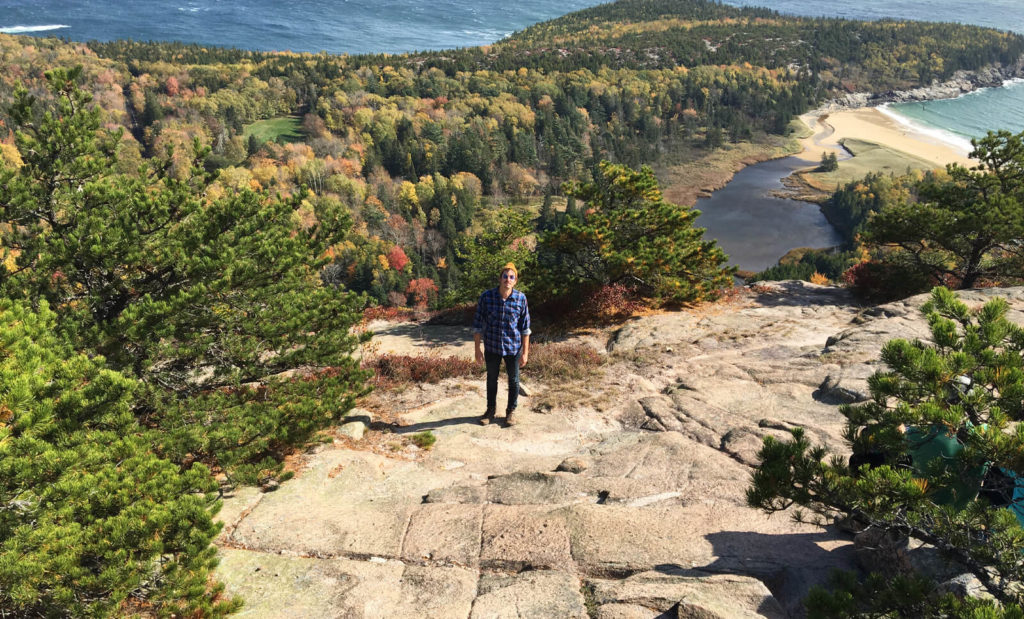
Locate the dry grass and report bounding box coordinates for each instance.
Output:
[524,341,605,382]
[658,137,799,207]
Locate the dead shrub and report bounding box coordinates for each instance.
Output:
[578,283,647,320]
[424,303,476,326]
[532,283,647,330]
[524,342,605,382]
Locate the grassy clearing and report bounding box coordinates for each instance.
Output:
[799,138,942,191]
[243,116,304,143]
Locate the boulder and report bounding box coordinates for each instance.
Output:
[557,457,589,473]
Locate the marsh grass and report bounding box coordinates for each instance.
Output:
[800,138,938,190]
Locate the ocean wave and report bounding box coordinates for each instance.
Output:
[0,24,70,34]
[878,104,974,154]
[944,77,1024,102]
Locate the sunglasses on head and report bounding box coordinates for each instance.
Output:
[501,273,516,280]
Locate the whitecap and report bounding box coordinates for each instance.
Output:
[0,24,70,34]
[878,103,974,154]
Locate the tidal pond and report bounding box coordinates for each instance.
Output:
[692,157,842,272]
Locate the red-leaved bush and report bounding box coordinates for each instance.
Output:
[362,354,480,388]
[406,278,439,309]
[362,305,414,322]
[387,246,410,271]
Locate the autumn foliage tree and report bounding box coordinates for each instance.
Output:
[387,244,411,271]
[539,161,734,303]
[406,277,439,309]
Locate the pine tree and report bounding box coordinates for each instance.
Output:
[864,129,1024,288]
[538,187,555,231]
[748,287,1024,610]
[563,193,579,224]
[539,161,734,302]
[0,300,239,617]
[0,67,370,483]
[451,208,537,304]
[818,150,839,172]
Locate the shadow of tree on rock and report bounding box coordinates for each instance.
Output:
[372,322,475,350]
[747,281,863,309]
[655,529,857,617]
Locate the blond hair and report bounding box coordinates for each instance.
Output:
[501,262,518,278]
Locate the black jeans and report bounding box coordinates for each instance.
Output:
[485,350,520,414]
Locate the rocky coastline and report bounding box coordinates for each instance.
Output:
[820,57,1024,112]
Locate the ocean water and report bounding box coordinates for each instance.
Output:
[720,0,1024,146]
[721,0,1024,34]
[0,0,605,54]
[884,80,1024,149]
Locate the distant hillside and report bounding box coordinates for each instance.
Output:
[491,0,1024,90]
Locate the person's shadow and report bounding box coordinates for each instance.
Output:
[373,415,485,434]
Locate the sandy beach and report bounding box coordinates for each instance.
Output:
[796,107,974,167]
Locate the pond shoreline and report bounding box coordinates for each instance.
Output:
[666,71,1005,273]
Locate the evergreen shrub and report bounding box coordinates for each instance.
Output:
[0,301,238,617]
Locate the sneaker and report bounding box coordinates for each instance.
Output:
[505,410,518,426]
[479,411,495,425]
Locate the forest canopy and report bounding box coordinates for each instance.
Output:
[0,0,1007,307]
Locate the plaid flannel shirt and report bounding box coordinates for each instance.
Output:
[473,287,531,356]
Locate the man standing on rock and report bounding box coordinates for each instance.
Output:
[473,262,531,427]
